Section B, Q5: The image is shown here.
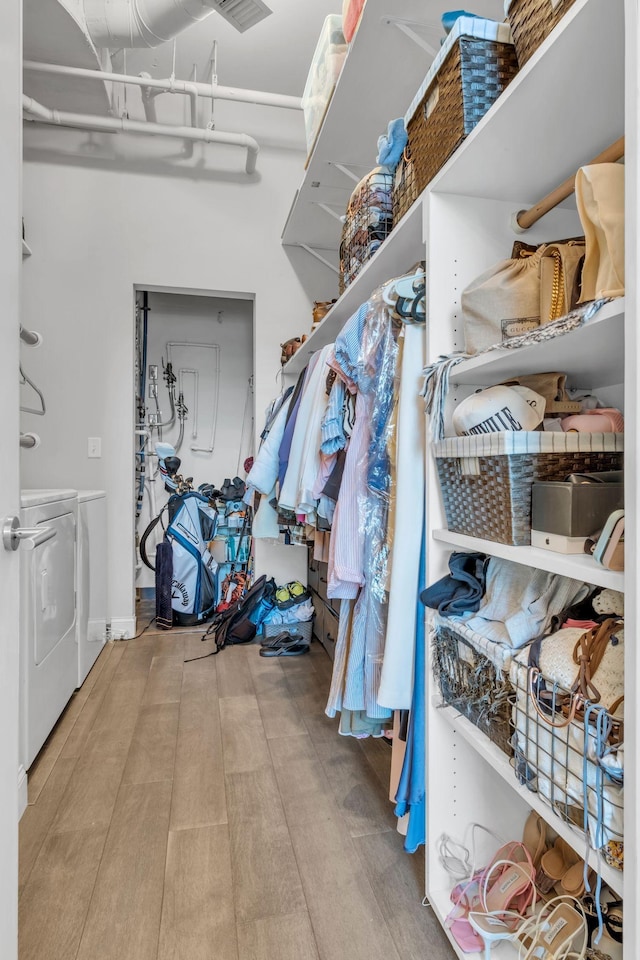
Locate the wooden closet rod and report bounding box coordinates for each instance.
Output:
[514,135,625,232]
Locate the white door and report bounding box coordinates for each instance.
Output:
[0,0,23,957]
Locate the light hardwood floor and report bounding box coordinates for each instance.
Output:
[19,622,454,960]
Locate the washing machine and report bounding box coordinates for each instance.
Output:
[76,490,107,687]
[20,489,78,770]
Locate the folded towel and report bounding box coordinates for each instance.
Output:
[376,118,408,171]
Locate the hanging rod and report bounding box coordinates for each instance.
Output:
[512,136,624,233]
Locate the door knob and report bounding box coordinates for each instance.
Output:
[2,516,56,551]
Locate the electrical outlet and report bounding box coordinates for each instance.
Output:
[149,364,158,380]
[149,383,158,399]
[88,437,102,458]
[148,413,159,426]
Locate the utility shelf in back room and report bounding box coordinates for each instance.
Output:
[283,196,424,375]
[430,0,624,204]
[281,0,504,252]
[435,703,624,897]
[432,530,624,593]
[451,299,625,389]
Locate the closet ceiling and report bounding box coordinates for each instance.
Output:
[23,0,344,115]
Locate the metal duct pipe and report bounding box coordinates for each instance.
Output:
[84,0,215,48]
[22,95,259,173]
[24,60,303,111]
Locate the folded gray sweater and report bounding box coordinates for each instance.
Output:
[459,558,590,650]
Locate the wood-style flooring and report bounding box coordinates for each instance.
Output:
[19,621,454,960]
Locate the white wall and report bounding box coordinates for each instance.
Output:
[136,291,253,589]
[21,135,335,627]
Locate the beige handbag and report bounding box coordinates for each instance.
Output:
[576,163,625,301]
[500,372,581,414]
[461,247,545,355]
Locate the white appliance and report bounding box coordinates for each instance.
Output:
[20,489,78,770]
[76,490,107,686]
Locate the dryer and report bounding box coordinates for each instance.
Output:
[76,490,107,686]
[20,489,78,770]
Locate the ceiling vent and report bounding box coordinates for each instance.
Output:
[208,0,272,32]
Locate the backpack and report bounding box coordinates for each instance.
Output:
[201,575,276,654]
[141,491,219,626]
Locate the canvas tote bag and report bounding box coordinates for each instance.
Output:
[461,247,545,355]
[576,163,625,301]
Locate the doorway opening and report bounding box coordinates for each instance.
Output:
[133,288,254,612]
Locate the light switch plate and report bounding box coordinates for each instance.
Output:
[88,437,102,458]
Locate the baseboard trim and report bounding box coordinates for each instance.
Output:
[18,765,28,820]
[110,617,136,640]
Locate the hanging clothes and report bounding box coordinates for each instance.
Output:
[394,534,426,853]
[378,321,426,710]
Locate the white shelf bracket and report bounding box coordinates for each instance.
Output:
[313,202,344,223]
[381,17,439,57]
[298,244,340,275]
[331,162,362,184]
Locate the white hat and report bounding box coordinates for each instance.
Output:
[452,384,546,437]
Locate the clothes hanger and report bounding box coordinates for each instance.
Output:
[20,364,46,416]
[382,266,426,324]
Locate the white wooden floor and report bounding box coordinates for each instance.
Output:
[19,620,454,960]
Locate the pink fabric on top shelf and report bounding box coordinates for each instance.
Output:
[343,0,365,42]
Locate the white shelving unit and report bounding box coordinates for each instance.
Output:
[432,529,625,592]
[281,0,504,263]
[422,1,633,954]
[283,0,635,954]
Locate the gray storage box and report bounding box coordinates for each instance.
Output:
[531,476,623,538]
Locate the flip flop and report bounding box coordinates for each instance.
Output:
[259,641,310,658]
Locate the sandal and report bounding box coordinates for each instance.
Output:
[522,812,548,872]
[517,895,588,959]
[259,639,310,657]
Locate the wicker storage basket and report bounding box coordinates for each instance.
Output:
[432,616,514,756]
[262,618,313,643]
[505,0,577,68]
[404,17,518,196]
[392,146,419,224]
[339,166,393,293]
[433,432,624,546]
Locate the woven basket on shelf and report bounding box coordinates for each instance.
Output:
[433,433,624,546]
[406,35,518,195]
[505,0,577,68]
[432,618,514,757]
[392,145,419,224]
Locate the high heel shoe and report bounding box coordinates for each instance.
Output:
[517,895,588,959]
[468,855,537,959]
[522,811,548,871]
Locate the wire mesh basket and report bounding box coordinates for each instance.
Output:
[432,617,514,757]
[510,656,624,866]
[262,618,314,643]
[339,167,393,293]
[505,0,577,68]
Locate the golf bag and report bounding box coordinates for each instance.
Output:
[141,491,219,626]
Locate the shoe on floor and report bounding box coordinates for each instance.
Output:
[259,640,310,657]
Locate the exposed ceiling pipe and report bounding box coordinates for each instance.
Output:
[24,60,302,110]
[22,94,259,173]
[84,0,215,48]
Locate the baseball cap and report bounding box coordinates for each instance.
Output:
[452,384,546,437]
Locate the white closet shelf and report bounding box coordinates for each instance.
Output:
[430,0,623,203]
[282,0,504,251]
[436,703,624,897]
[22,239,32,258]
[284,197,424,374]
[432,530,624,592]
[451,299,625,388]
